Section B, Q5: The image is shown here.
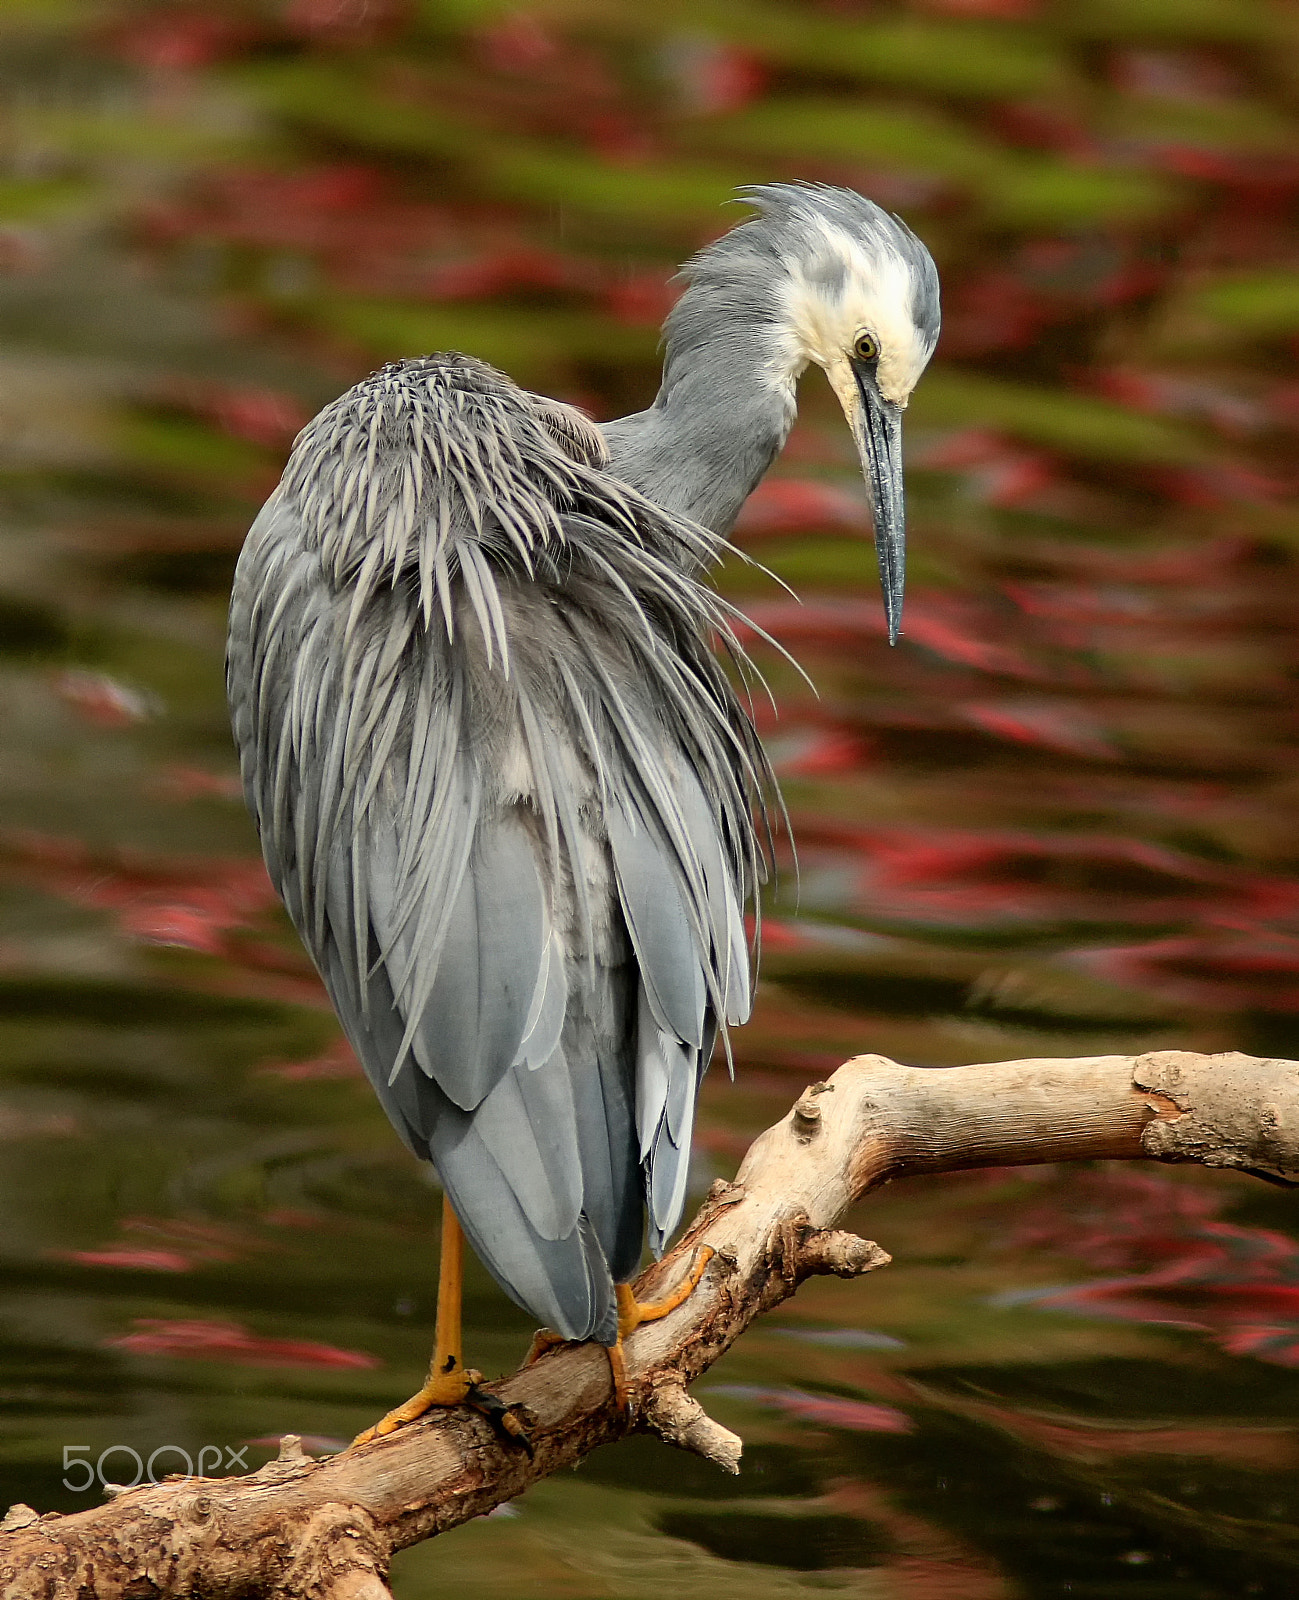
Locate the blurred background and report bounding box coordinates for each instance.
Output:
[2,0,1299,1593]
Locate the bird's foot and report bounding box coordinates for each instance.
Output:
[618,1246,715,1338]
[524,1326,570,1365]
[607,1246,715,1413]
[350,1360,482,1446]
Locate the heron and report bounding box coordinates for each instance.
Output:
[226,182,939,1438]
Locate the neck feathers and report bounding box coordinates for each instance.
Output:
[603,261,796,541]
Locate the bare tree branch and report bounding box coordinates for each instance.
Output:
[4,1048,1294,1599]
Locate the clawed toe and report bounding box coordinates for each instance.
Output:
[465,1379,534,1456]
[524,1327,569,1365]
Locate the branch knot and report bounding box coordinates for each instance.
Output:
[791,1081,833,1141]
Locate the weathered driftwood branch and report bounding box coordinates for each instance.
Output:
[5,1048,1297,1599]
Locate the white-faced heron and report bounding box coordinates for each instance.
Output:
[226,183,939,1437]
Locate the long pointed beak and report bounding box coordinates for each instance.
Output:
[848,369,906,645]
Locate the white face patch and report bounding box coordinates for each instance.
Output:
[769,217,935,407]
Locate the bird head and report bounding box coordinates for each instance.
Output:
[742,185,940,643]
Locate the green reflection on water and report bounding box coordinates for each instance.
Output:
[3,2,1299,1596]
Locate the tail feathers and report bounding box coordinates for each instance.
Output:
[646,1116,694,1258]
[473,1048,583,1242]
[431,1109,618,1343]
[635,980,704,1258]
[593,1040,644,1282]
[320,843,621,1341]
[569,1032,643,1284]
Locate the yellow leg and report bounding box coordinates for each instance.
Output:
[426,1197,475,1401]
[606,1246,714,1411]
[352,1195,479,1445]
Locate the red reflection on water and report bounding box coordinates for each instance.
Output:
[1153,144,1299,200]
[1023,535,1250,588]
[53,1217,254,1274]
[1,833,279,958]
[55,671,154,728]
[739,591,1059,682]
[933,1385,1299,1468]
[761,715,874,777]
[259,1039,362,1080]
[284,0,406,47]
[750,916,807,953]
[156,379,309,450]
[737,596,885,652]
[106,1318,380,1370]
[905,598,1053,677]
[914,429,1056,507]
[1151,459,1286,510]
[417,246,598,302]
[659,36,767,116]
[1109,47,1241,101]
[107,10,258,71]
[958,698,1116,760]
[154,766,245,803]
[1092,367,1267,438]
[61,1249,192,1273]
[467,16,651,158]
[733,478,867,539]
[146,163,672,323]
[602,273,679,326]
[0,833,326,1007]
[1008,1170,1299,1366]
[989,101,1095,156]
[940,237,1159,357]
[1219,1326,1299,1365]
[475,12,559,74]
[1075,933,1299,1012]
[711,1384,913,1433]
[144,164,432,271]
[788,820,1299,933]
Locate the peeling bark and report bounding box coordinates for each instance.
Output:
[2,1048,1292,1600]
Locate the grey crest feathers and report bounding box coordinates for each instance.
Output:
[227,352,773,1342]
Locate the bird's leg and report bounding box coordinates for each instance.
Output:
[606,1246,714,1412]
[352,1195,479,1445]
[425,1196,477,1400]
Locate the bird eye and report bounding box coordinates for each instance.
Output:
[853,331,880,363]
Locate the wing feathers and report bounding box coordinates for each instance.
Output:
[515,931,568,1070]
[227,355,775,1343]
[391,811,545,1110]
[608,803,706,1049]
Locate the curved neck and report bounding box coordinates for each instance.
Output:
[602,319,797,551]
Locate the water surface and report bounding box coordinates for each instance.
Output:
[2,4,1299,1595]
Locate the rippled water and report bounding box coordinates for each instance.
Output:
[3,3,1299,1595]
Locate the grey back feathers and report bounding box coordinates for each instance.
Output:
[228,353,772,1343]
